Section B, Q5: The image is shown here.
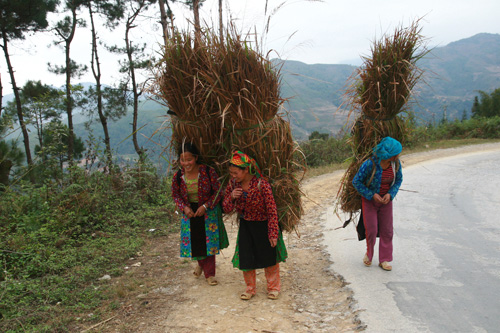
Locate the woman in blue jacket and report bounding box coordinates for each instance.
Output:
[352,137,403,271]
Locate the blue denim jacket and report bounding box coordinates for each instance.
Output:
[352,158,403,201]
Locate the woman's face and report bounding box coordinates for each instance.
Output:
[382,154,400,163]
[180,152,197,172]
[389,154,400,162]
[229,165,249,183]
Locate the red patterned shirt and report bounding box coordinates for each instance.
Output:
[171,165,221,212]
[379,166,394,196]
[223,176,279,240]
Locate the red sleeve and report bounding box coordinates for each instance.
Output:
[222,180,235,214]
[204,166,221,209]
[261,179,279,239]
[171,172,187,211]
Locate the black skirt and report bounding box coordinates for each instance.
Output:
[189,202,207,257]
[238,218,277,270]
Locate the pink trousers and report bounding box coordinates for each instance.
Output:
[362,197,394,263]
[242,264,280,295]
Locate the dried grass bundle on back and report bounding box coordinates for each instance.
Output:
[229,116,304,232]
[150,26,303,233]
[337,20,428,214]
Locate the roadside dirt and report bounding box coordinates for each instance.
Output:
[84,143,500,333]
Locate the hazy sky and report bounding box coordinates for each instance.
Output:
[2,0,499,96]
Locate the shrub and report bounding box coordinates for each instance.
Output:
[0,163,176,331]
[299,134,352,167]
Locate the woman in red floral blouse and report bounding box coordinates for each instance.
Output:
[171,142,228,286]
[223,151,287,300]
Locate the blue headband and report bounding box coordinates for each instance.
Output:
[373,137,402,160]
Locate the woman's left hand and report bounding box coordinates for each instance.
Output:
[381,194,391,205]
[269,238,277,248]
[194,205,207,217]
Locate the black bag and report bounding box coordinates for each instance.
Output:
[356,210,379,241]
[356,211,366,241]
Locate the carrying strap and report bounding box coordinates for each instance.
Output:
[366,157,376,187]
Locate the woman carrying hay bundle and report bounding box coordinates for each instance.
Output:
[223,151,287,300]
[171,142,229,286]
[352,137,403,271]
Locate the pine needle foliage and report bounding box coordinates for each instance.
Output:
[338,20,428,213]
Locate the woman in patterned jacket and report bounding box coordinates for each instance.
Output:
[352,137,403,271]
[223,151,287,300]
[171,142,228,286]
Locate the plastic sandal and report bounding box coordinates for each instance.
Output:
[206,276,218,285]
[240,292,253,300]
[363,254,372,267]
[268,291,280,300]
[379,262,392,271]
[193,265,202,277]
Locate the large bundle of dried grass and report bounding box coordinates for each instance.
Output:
[338,21,428,214]
[150,27,304,233]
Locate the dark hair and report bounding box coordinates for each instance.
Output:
[229,163,246,170]
[178,142,200,163]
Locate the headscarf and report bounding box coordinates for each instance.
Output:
[230,150,263,179]
[373,137,402,160]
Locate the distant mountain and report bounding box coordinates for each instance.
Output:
[279,33,500,138]
[417,33,500,122]
[5,33,500,158]
[278,61,356,138]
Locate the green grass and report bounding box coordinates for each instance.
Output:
[0,166,177,332]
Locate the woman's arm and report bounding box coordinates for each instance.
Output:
[222,180,236,214]
[204,166,222,209]
[260,179,279,241]
[352,159,376,200]
[171,171,187,211]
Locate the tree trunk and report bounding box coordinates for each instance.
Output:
[0,160,12,188]
[158,0,169,45]
[1,32,35,183]
[125,17,144,162]
[219,0,223,41]
[65,7,78,166]
[193,0,201,40]
[89,5,113,171]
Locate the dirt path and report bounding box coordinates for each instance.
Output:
[95,142,500,333]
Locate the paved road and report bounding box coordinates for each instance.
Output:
[323,149,500,332]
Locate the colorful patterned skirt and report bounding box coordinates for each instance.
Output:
[180,202,229,259]
[232,218,287,271]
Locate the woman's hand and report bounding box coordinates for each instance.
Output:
[381,194,391,205]
[372,193,384,204]
[232,188,243,200]
[269,238,277,248]
[183,206,195,218]
[373,193,391,205]
[194,204,207,217]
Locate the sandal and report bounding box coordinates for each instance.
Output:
[240,292,253,300]
[267,290,280,300]
[379,262,392,271]
[206,276,218,286]
[363,254,372,267]
[193,265,202,277]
